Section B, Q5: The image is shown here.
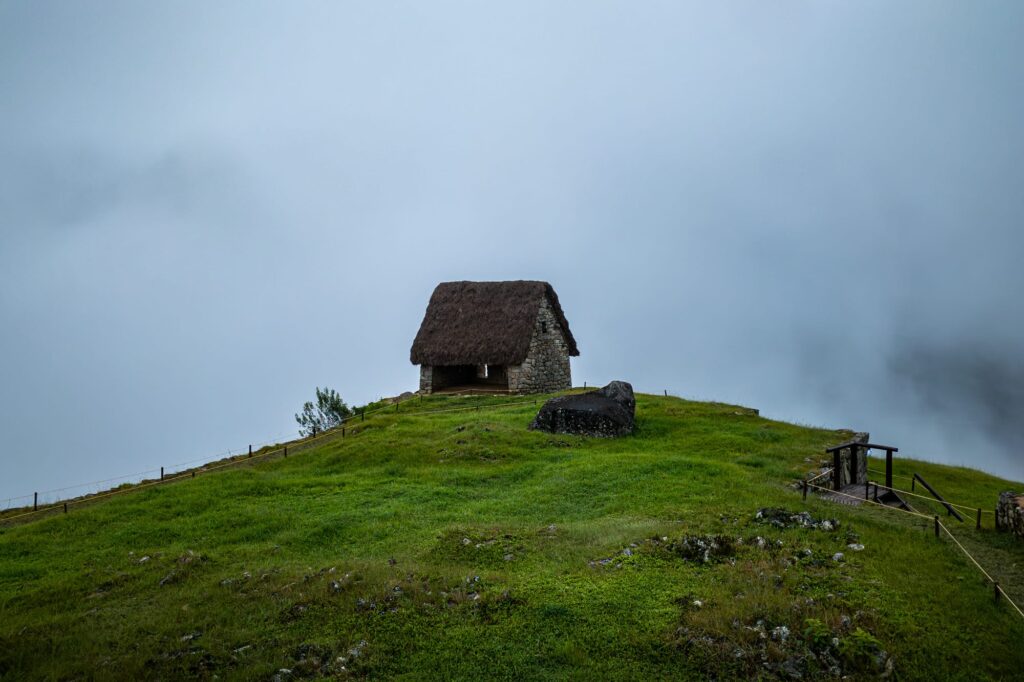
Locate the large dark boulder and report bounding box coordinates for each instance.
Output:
[529,381,635,437]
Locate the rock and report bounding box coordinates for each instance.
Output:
[138,556,150,564]
[780,656,803,679]
[528,381,635,437]
[772,625,790,642]
[996,491,1024,539]
[755,508,838,531]
[847,543,865,551]
[503,553,514,562]
[832,553,844,562]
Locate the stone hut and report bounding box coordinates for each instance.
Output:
[410,280,579,394]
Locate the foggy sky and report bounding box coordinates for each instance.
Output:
[2,1,1023,503]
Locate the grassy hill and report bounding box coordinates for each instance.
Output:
[1,391,1022,680]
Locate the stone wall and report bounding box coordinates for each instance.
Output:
[507,298,572,393]
[418,365,433,393]
[996,492,1024,540]
[834,432,870,487]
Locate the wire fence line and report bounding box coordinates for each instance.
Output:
[804,477,1024,622]
[0,391,549,526]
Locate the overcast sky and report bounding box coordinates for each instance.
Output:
[2,1,1023,503]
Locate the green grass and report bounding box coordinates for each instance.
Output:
[1,392,1022,680]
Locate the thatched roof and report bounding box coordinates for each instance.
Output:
[410,281,579,366]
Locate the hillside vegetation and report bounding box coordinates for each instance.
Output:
[1,392,1022,680]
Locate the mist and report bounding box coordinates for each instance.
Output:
[2,1,1023,503]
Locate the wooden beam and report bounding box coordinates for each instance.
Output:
[886,450,893,490]
[833,449,841,491]
[913,473,965,522]
[826,441,898,453]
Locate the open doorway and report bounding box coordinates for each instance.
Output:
[432,364,509,392]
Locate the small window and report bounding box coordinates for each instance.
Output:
[541,321,548,334]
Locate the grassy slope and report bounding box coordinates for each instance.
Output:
[1,393,1022,680]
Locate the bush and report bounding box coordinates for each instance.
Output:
[295,387,351,437]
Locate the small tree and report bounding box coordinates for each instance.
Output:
[295,386,351,437]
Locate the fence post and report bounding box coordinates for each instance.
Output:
[248,444,252,458]
[865,479,869,500]
[912,476,916,492]
[361,409,365,422]
[802,479,808,501]
[977,508,982,530]
[34,492,37,511]
[342,427,346,438]
[63,502,67,514]
[191,471,195,478]
[160,467,164,481]
[934,516,939,538]
[583,381,586,388]
[284,445,288,457]
[664,389,667,397]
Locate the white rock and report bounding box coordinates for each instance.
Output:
[847,543,865,551]
[832,552,845,562]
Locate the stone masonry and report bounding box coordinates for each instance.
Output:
[835,432,870,487]
[506,297,572,393]
[996,492,1024,540]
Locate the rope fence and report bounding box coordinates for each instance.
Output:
[804,478,1024,621]
[0,391,546,526]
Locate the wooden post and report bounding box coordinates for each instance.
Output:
[833,449,841,491]
[885,449,893,490]
[849,444,858,487]
[803,479,808,501]
[912,476,916,492]
[976,508,982,530]
[664,389,667,397]
[191,471,195,478]
[248,444,252,458]
[63,502,67,514]
[361,409,365,422]
[865,479,870,500]
[34,492,37,511]
[342,427,346,438]
[284,445,288,457]
[584,381,586,388]
[934,516,940,538]
[873,482,878,502]
[160,467,164,481]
